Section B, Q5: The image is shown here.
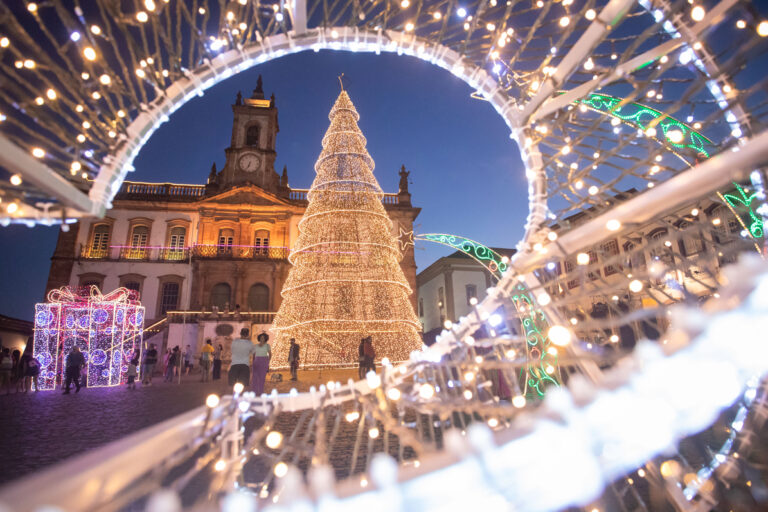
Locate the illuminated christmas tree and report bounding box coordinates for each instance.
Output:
[271,89,422,366]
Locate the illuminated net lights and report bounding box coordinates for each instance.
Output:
[33,286,144,390]
[271,90,421,367]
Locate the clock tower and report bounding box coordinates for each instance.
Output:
[216,75,281,193]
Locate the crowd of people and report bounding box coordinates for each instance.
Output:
[1,332,382,394]
[0,344,41,394]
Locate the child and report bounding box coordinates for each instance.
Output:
[127,357,139,390]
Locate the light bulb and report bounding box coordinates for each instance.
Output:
[629,279,643,293]
[419,383,435,399]
[31,148,45,158]
[548,325,571,346]
[233,382,244,394]
[576,252,590,265]
[266,431,283,449]
[512,395,526,408]
[83,47,96,61]
[274,462,288,477]
[10,174,22,185]
[606,219,621,231]
[691,6,705,22]
[206,394,220,408]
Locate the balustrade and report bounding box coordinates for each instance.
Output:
[79,246,190,262]
[191,245,288,260]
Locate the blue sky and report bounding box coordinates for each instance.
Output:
[0,50,528,320]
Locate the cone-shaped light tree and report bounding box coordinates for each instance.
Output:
[271,90,422,366]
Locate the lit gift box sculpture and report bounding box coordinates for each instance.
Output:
[33,286,144,390]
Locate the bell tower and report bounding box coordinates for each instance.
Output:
[217,75,280,193]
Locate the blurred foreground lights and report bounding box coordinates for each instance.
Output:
[214,459,226,471]
[7,202,18,214]
[345,411,360,422]
[512,395,526,408]
[488,313,503,327]
[570,317,578,325]
[265,431,283,449]
[205,394,220,408]
[577,252,590,265]
[585,8,596,20]
[691,5,705,22]
[83,47,96,61]
[10,174,22,186]
[536,292,551,306]
[463,389,473,399]
[660,460,681,478]
[759,21,768,37]
[443,319,453,329]
[588,185,599,195]
[274,462,288,478]
[419,383,435,399]
[31,147,45,158]
[606,219,621,231]
[629,279,644,293]
[233,382,244,394]
[667,129,684,144]
[360,477,368,488]
[548,325,571,346]
[487,418,499,428]
[610,335,619,343]
[547,231,558,241]
[469,296,478,306]
[368,427,380,439]
[46,89,57,100]
[99,74,111,85]
[386,388,401,401]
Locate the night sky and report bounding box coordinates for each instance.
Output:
[0,51,528,321]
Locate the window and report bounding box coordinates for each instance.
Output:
[127,225,149,259]
[210,283,231,310]
[650,229,674,265]
[166,226,186,261]
[218,229,235,256]
[466,284,477,305]
[418,298,424,317]
[678,221,703,256]
[89,224,110,258]
[587,250,600,280]
[79,273,105,291]
[565,260,578,289]
[254,229,270,257]
[623,242,646,270]
[247,283,270,311]
[438,287,445,308]
[601,240,620,276]
[160,282,180,314]
[245,124,260,147]
[124,281,141,295]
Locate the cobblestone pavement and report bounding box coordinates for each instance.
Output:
[0,368,359,486]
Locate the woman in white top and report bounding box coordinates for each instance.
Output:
[251,332,272,394]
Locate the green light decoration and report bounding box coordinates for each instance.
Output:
[414,233,509,278]
[575,92,764,247]
[721,185,764,239]
[576,92,715,161]
[412,233,559,397]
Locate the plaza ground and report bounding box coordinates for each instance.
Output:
[0,367,359,485]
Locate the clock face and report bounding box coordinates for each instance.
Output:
[238,153,261,173]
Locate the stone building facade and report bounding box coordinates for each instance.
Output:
[45,79,420,352]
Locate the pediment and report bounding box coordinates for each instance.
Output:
[201,185,290,207]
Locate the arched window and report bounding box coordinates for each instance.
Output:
[89,224,111,258]
[247,283,270,311]
[678,220,703,256]
[163,226,186,261]
[623,241,646,270]
[218,228,235,256]
[245,124,260,147]
[211,283,231,310]
[254,229,270,257]
[127,225,149,259]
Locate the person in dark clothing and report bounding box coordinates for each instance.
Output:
[212,343,223,380]
[142,343,158,385]
[363,336,376,375]
[63,346,85,394]
[358,338,366,380]
[165,347,179,382]
[288,338,300,381]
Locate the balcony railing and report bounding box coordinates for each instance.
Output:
[114,181,206,201]
[191,245,289,260]
[80,246,190,262]
[288,188,401,205]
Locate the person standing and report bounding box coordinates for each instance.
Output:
[252,332,271,394]
[0,348,12,394]
[212,343,223,380]
[288,338,300,381]
[358,338,367,380]
[183,344,193,376]
[165,346,179,382]
[63,346,85,394]
[363,336,376,375]
[229,328,256,388]
[141,343,158,385]
[200,339,214,382]
[126,357,138,390]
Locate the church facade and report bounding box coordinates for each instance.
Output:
[45,79,420,342]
